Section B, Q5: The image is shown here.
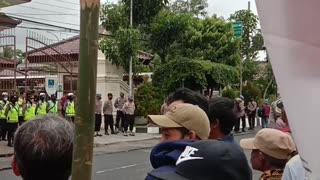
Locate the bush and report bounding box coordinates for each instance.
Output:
[242,81,261,101]
[135,82,163,117]
[222,86,237,99]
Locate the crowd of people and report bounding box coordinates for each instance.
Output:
[3,88,304,180]
[0,91,75,147]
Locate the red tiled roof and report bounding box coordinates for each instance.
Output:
[0,57,16,65]
[27,36,80,57]
[0,14,21,30]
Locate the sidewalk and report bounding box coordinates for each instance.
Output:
[0,133,161,158]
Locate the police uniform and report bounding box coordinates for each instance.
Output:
[36,93,47,116]
[47,100,58,114]
[18,97,25,125]
[24,102,36,121]
[0,95,9,141]
[6,101,19,147]
[64,93,75,122]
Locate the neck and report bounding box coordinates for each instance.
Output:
[209,130,227,139]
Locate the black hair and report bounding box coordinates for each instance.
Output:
[208,97,238,135]
[167,88,209,114]
[108,93,113,96]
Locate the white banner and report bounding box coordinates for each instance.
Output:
[255,0,320,178]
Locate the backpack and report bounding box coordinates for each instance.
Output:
[258,107,265,118]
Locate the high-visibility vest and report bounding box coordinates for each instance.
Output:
[7,104,19,123]
[47,101,58,114]
[37,101,47,115]
[18,97,24,116]
[65,101,75,117]
[25,103,36,121]
[0,100,9,119]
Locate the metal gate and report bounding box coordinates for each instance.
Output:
[24,31,78,96]
[0,29,17,94]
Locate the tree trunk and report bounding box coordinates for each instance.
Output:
[71,1,100,180]
[263,77,273,100]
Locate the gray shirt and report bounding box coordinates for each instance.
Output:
[103,99,113,115]
[114,97,127,110]
[95,99,102,114]
[122,102,135,115]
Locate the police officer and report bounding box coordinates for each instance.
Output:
[18,92,26,125]
[47,94,58,115]
[5,95,19,147]
[114,92,127,133]
[0,92,9,141]
[64,93,75,122]
[36,93,47,116]
[23,96,36,121]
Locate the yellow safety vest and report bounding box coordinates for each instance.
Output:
[48,101,58,114]
[25,103,36,121]
[66,101,75,117]
[18,97,24,116]
[0,100,9,119]
[7,104,19,123]
[37,101,47,116]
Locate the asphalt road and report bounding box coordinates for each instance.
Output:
[0,132,261,180]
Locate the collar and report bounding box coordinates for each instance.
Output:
[217,134,234,142]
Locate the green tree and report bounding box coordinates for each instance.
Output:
[135,82,163,117]
[149,11,193,64]
[99,28,141,72]
[170,0,208,17]
[122,0,169,27]
[229,10,259,60]
[176,16,241,66]
[100,3,128,34]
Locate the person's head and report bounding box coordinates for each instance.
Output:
[67,93,74,101]
[250,98,254,102]
[27,96,35,104]
[96,94,102,100]
[240,95,244,100]
[148,103,210,142]
[10,95,18,104]
[149,140,252,180]
[108,93,113,100]
[2,92,8,101]
[240,128,296,172]
[128,96,133,102]
[39,93,46,101]
[51,94,57,102]
[264,99,269,105]
[120,92,124,98]
[208,97,238,139]
[12,115,74,180]
[167,88,209,114]
[20,92,26,98]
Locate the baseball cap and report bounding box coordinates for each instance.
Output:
[148,103,210,140]
[240,128,296,160]
[1,92,8,96]
[68,93,74,96]
[148,140,252,180]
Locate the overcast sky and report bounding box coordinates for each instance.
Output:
[1,0,258,49]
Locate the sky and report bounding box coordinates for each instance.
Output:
[1,0,259,49]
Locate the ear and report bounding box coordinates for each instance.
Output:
[11,156,21,177]
[185,131,198,140]
[211,119,220,129]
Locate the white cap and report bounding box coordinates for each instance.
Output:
[1,92,8,96]
[68,93,74,96]
[40,93,46,96]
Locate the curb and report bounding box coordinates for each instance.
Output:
[94,136,161,147]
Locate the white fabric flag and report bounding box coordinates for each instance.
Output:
[255,0,320,179]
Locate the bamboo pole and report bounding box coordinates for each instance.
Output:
[71,0,100,180]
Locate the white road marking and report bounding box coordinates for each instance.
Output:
[96,162,148,174]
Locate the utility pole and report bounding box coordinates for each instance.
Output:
[71,0,100,180]
[240,1,251,95]
[129,0,133,98]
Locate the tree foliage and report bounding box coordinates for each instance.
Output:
[99,28,141,72]
[242,81,261,100]
[153,58,239,93]
[149,11,193,64]
[170,0,208,17]
[135,82,163,117]
[100,3,128,34]
[176,16,241,66]
[229,10,259,60]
